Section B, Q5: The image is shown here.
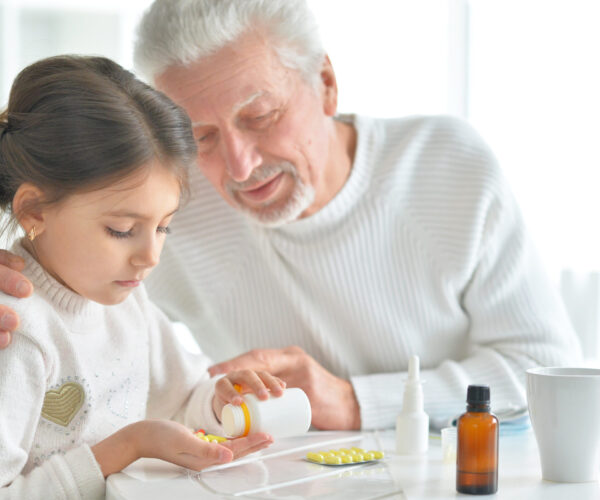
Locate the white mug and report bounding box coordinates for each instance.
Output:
[526,367,600,482]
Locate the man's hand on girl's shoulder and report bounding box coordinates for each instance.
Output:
[0,249,33,348]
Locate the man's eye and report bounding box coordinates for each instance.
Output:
[197,131,216,143]
[251,111,276,124]
[106,227,133,239]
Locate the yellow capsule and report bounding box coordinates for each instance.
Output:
[370,450,384,459]
[339,448,352,454]
[321,452,334,459]
[200,436,209,441]
[205,434,227,443]
[306,452,325,463]
[325,455,343,465]
[341,455,353,464]
[363,452,375,461]
[351,447,365,453]
[354,453,365,462]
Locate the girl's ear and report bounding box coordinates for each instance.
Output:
[12,183,48,238]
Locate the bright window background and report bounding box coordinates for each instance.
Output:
[468,0,600,277]
[1,0,599,281]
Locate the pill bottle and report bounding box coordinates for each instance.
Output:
[221,387,311,438]
[456,385,498,495]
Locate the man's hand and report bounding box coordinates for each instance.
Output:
[0,250,33,348]
[209,346,361,430]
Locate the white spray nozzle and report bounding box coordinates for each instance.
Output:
[408,355,420,381]
[397,354,429,455]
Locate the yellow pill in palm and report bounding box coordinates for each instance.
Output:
[205,434,227,443]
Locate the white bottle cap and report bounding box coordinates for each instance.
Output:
[221,404,247,437]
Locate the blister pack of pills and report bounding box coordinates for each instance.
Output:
[306,447,384,466]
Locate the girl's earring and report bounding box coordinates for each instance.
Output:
[27,226,36,242]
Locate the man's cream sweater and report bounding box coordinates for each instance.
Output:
[146,114,581,429]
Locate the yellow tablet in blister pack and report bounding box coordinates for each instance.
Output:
[306,447,384,466]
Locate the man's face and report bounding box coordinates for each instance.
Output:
[156,35,337,226]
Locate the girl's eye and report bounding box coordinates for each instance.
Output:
[157,226,171,235]
[106,227,133,239]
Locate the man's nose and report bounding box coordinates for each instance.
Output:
[221,130,262,182]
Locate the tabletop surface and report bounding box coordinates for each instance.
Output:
[106,429,600,499]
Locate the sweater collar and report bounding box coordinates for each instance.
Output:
[12,240,103,317]
[263,114,374,238]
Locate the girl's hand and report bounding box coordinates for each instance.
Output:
[92,419,273,477]
[212,369,286,419]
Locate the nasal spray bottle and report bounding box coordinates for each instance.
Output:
[396,355,429,455]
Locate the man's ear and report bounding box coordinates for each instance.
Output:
[320,55,338,117]
[12,183,47,238]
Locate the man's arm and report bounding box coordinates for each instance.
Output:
[210,160,582,431]
[0,250,33,347]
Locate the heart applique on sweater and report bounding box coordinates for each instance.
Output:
[41,382,84,426]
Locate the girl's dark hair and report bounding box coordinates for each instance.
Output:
[0,55,196,221]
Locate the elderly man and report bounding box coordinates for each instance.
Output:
[0,0,580,430]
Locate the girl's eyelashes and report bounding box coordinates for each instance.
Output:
[105,226,171,239]
[106,227,133,239]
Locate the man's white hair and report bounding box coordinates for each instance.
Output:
[134,0,325,86]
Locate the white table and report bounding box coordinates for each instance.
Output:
[106,429,600,499]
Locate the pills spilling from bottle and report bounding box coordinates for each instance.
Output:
[306,447,384,465]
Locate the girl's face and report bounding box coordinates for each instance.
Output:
[32,163,181,305]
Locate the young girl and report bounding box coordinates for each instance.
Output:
[0,56,284,499]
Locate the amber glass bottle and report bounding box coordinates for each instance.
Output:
[456,385,498,495]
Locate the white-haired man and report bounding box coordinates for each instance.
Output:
[0,0,581,430]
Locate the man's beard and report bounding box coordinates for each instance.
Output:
[225,162,315,227]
